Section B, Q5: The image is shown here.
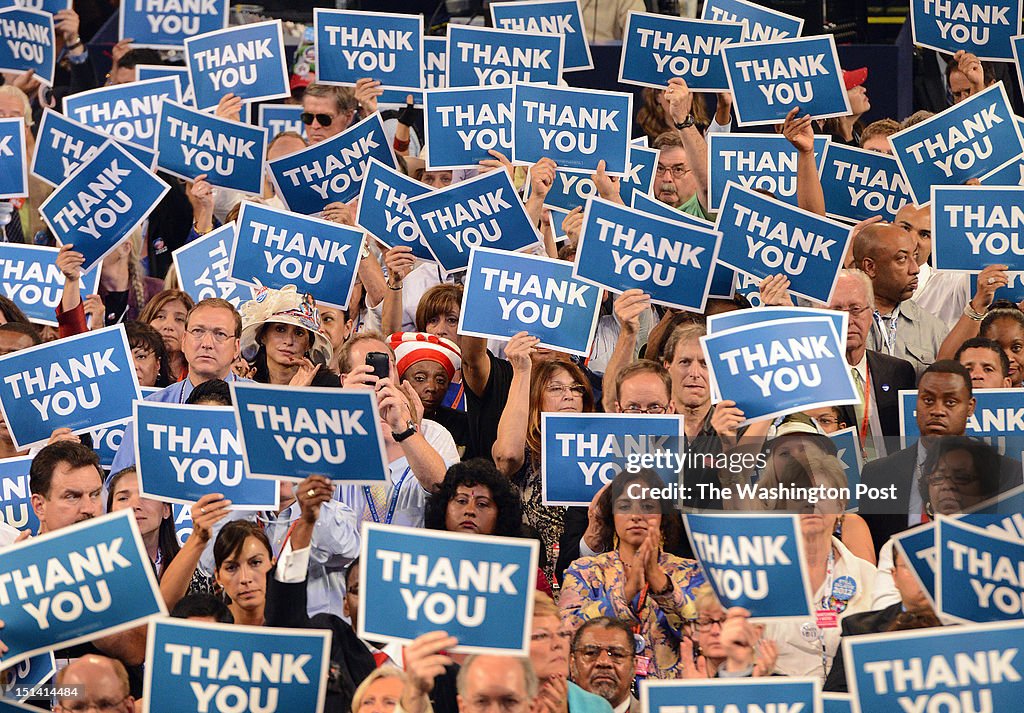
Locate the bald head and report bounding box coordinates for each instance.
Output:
[457,655,537,713]
[853,222,920,310]
[852,221,900,264]
[57,654,133,711]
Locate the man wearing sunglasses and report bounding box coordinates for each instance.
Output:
[302,83,358,144]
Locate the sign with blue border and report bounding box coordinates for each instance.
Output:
[0,8,54,86]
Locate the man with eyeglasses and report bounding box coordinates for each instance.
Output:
[569,618,637,713]
[54,654,135,713]
[653,78,710,219]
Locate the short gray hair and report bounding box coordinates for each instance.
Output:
[457,655,539,700]
[837,268,875,309]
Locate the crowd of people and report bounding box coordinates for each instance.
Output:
[0,2,1022,712]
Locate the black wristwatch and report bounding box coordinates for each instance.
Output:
[674,114,695,130]
[392,420,418,442]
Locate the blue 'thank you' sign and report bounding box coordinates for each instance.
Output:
[820,143,913,223]
[120,0,228,50]
[258,103,305,142]
[490,0,592,72]
[911,0,1021,61]
[355,158,434,261]
[541,413,683,506]
[709,133,829,212]
[230,202,363,310]
[63,77,180,150]
[932,185,1024,272]
[143,619,330,713]
[315,9,423,91]
[268,112,396,214]
[512,83,632,174]
[0,456,37,535]
[231,382,389,484]
[136,64,194,106]
[172,223,251,309]
[619,13,743,92]
[723,35,850,127]
[459,247,601,356]
[0,510,165,669]
[715,183,852,304]
[685,513,814,618]
[0,8,54,86]
[378,35,447,107]
[185,19,289,110]
[701,316,858,424]
[423,86,513,171]
[0,244,101,327]
[406,169,540,275]
[701,0,804,41]
[134,401,279,509]
[156,100,267,194]
[936,515,1024,623]
[359,524,539,654]
[575,196,721,312]
[446,24,563,87]
[0,117,26,199]
[889,83,1024,205]
[0,325,141,450]
[39,140,170,271]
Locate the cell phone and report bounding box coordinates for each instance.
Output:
[366,351,390,381]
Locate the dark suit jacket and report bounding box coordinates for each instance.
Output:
[823,603,903,692]
[837,351,916,442]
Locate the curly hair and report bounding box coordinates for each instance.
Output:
[595,468,680,553]
[424,459,524,537]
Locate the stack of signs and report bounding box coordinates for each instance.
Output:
[819,144,913,223]
[267,113,396,213]
[406,170,540,275]
[490,0,592,72]
[314,10,423,92]
[172,223,252,309]
[134,401,279,510]
[931,186,1024,272]
[119,0,229,49]
[143,619,331,713]
[230,201,363,310]
[722,35,849,126]
[459,247,601,356]
[423,86,514,170]
[63,77,181,150]
[715,183,852,304]
[0,117,26,199]
[185,20,290,110]
[701,0,805,41]
[359,523,539,653]
[684,513,815,619]
[0,456,37,535]
[355,158,434,261]
[889,83,1024,204]
[0,244,100,326]
[0,326,141,450]
[0,8,54,86]
[700,309,857,424]
[0,510,166,669]
[230,382,389,484]
[446,24,563,87]
[911,0,1022,60]
[575,196,721,312]
[708,133,830,211]
[619,13,743,92]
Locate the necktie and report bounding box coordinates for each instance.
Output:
[851,367,876,460]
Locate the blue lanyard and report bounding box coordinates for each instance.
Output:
[872,310,899,356]
[363,467,411,524]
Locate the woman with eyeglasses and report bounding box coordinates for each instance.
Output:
[560,469,706,679]
[493,332,596,583]
[679,589,778,678]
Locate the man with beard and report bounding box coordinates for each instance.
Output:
[570,618,637,713]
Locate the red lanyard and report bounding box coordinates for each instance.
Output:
[858,369,872,447]
[271,520,299,566]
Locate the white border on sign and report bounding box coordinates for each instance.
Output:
[723,35,851,128]
[630,191,714,227]
[706,305,849,341]
[0,116,28,199]
[62,76,182,134]
[354,157,433,259]
[136,65,194,107]
[911,0,1024,63]
[529,144,661,213]
[38,140,171,273]
[0,243,102,327]
[457,245,600,357]
[313,8,425,92]
[888,82,1024,205]
[266,112,397,214]
[228,381,390,485]
[842,618,1024,713]
[820,692,852,710]
[700,316,859,426]
[153,99,268,194]
[405,169,543,277]
[184,19,290,110]
[819,142,910,223]
[226,200,364,311]
[631,135,649,147]
[573,195,722,313]
[642,676,822,712]
[170,222,252,308]
[930,184,1024,273]
[357,522,540,655]
[142,617,331,713]
[510,82,633,177]
[539,412,685,506]
[827,425,864,512]
[713,181,852,305]
[422,85,516,171]
[445,23,565,88]
[490,0,593,71]
[0,324,141,450]
[683,512,817,622]
[256,102,306,142]
[891,521,939,611]
[0,7,55,87]
[1014,35,1024,99]
[133,401,280,511]
[119,0,229,50]
[707,133,832,212]
[617,12,744,92]
[700,0,806,38]
[0,509,167,670]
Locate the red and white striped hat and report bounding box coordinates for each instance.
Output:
[388,332,462,380]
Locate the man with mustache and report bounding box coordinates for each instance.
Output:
[653,78,711,219]
[569,618,638,713]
